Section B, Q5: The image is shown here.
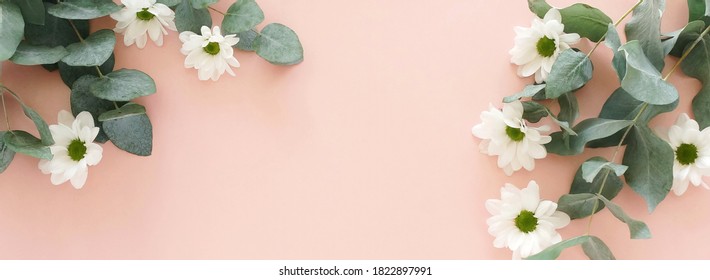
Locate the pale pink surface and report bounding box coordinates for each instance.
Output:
[0,0,709,259]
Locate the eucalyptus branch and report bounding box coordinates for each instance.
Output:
[208,6,226,16]
[1,90,11,131]
[664,25,710,81]
[586,0,643,57]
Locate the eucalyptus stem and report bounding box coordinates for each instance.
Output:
[67,19,105,78]
[586,0,643,57]
[113,101,120,110]
[208,6,226,16]
[1,90,11,131]
[663,25,710,81]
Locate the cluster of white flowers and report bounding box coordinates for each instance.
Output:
[110,0,240,81]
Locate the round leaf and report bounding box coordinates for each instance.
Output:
[10,0,45,25]
[0,1,24,61]
[10,42,68,65]
[256,23,304,65]
[222,0,264,34]
[62,29,116,66]
[89,69,156,101]
[58,53,115,87]
[235,29,260,52]
[70,75,120,143]
[47,0,120,20]
[24,3,90,48]
[175,0,212,33]
[100,103,153,156]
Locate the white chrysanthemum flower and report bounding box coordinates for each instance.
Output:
[486,181,570,259]
[471,101,551,175]
[179,26,240,81]
[509,9,580,83]
[110,0,177,49]
[663,113,710,196]
[38,110,103,189]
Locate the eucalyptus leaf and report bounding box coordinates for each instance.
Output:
[89,69,156,101]
[24,3,90,47]
[47,0,120,20]
[546,118,633,156]
[175,0,212,33]
[222,0,264,34]
[605,23,626,81]
[526,236,591,260]
[679,31,710,129]
[70,75,116,143]
[2,131,51,159]
[58,53,115,87]
[0,131,16,173]
[624,0,665,71]
[503,84,546,103]
[189,0,216,9]
[527,1,612,42]
[568,157,624,218]
[100,103,153,156]
[157,0,180,7]
[688,0,708,22]
[0,0,24,61]
[623,125,673,212]
[3,90,54,145]
[235,29,259,52]
[10,0,45,25]
[667,20,705,57]
[527,0,552,17]
[545,49,592,99]
[582,158,627,183]
[62,29,115,67]
[521,101,548,123]
[557,92,579,125]
[557,193,599,220]
[255,23,304,65]
[618,41,678,105]
[10,42,67,65]
[596,195,652,239]
[581,236,616,260]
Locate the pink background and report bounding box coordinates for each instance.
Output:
[1,0,709,259]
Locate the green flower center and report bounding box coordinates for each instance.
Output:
[203,42,221,55]
[67,139,87,162]
[536,36,556,58]
[676,143,699,165]
[136,8,155,21]
[514,210,538,233]
[506,126,525,142]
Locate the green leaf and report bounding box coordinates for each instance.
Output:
[568,157,624,217]
[10,0,45,25]
[89,69,156,101]
[70,75,119,143]
[58,53,115,87]
[527,0,552,17]
[100,103,153,156]
[521,101,548,123]
[61,29,115,66]
[47,0,120,20]
[557,193,599,220]
[189,0,216,9]
[596,194,652,239]
[175,0,212,33]
[581,236,616,260]
[581,158,627,183]
[545,49,592,99]
[527,1,612,42]
[10,42,67,65]
[2,130,51,159]
[546,118,633,156]
[526,236,591,260]
[0,131,16,173]
[688,0,707,22]
[222,0,263,34]
[557,92,579,125]
[504,84,546,103]
[623,125,673,212]
[255,23,304,65]
[679,31,710,129]
[157,0,180,7]
[605,23,626,80]
[24,3,90,47]
[624,0,665,71]
[3,90,54,146]
[235,29,259,52]
[0,0,24,61]
[667,20,705,57]
[618,41,678,105]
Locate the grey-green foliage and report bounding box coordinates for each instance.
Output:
[679,30,710,128]
[189,0,216,9]
[3,90,54,146]
[622,125,673,212]
[558,193,600,220]
[47,0,120,20]
[526,235,613,260]
[546,118,633,156]
[0,131,16,173]
[70,75,117,143]
[62,29,115,67]
[521,101,548,123]
[100,103,153,156]
[10,0,44,25]
[527,0,613,42]
[560,158,624,219]
[605,23,626,80]
[625,0,666,71]
[59,53,115,87]
[688,0,710,23]
[256,23,304,65]
[581,158,627,183]
[222,0,264,34]
[581,236,616,260]
[0,0,24,61]
[667,20,705,57]
[89,69,157,101]
[157,0,180,7]
[544,49,593,99]
[24,3,90,48]
[596,195,652,239]
[10,42,68,65]
[2,130,51,159]
[619,41,678,105]
[175,0,212,33]
[235,29,260,52]
[557,93,579,125]
[503,84,546,103]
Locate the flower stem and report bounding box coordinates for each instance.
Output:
[663,25,710,81]
[586,0,643,57]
